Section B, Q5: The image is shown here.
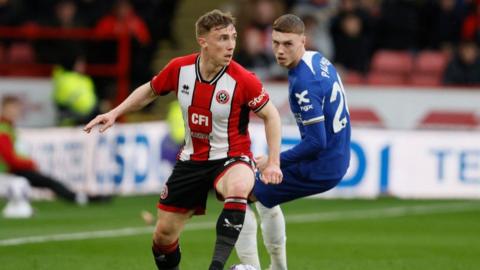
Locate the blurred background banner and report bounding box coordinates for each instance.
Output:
[12,121,480,199]
[252,124,480,199]
[17,122,171,196]
[0,78,56,127]
[388,130,480,199]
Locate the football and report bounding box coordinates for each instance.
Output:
[229,264,257,270]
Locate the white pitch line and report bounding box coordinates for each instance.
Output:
[0,202,478,247]
[285,202,480,223]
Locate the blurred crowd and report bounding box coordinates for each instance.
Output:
[0,0,479,108]
[0,0,180,105]
[234,0,480,86]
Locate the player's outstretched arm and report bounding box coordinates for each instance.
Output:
[83,82,157,133]
[255,101,283,184]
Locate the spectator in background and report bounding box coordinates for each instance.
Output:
[52,56,98,126]
[291,0,338,59]
[77,0,115,27]
[443,40,480,85]
[0,0,25,26]
[35,0,86,66]
[462,0,480,46]
[330,0,373,74]
[292,0,339,21]
[359,0,381,18]
[0,95,109,205]
[331,12,371,74]
[420,0,464,53]
[133,0,182,49]
[95,0,150,46]
[236,27,275,80]
[23,0,55,25]
[95,0,152,88]
[374,0,420,50]
[302,14,334,59]
[0,0,27,51]
[236,0,285,79]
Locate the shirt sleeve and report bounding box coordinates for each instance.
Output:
[244,73,270,112]
[150,58,179,96]
[280,80,327,166]
[0,134,36,172]
[280,122,327,166]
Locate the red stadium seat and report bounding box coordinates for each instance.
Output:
[343,71,366,85]
[409,51,449,87]
[370,50,414,76]
[0,43,5,63]
[366,71,407,86]
[6,42,36,64]
[414,51,449,76]
[417,110,479,129]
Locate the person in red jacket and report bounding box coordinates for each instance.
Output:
[0,95,108,205]
[94,0,152,87]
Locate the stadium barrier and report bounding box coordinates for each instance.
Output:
[0,25,131,106]
[264,83,480,130]
[9,122,480,199]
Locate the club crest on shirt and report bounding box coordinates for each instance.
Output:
[216,90,230,104]
[160,185,168,200]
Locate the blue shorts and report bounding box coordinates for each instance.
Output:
[253,163,341,208]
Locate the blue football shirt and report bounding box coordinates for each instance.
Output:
[281,51,351,180]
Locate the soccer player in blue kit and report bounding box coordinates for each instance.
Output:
[235,14,351,270]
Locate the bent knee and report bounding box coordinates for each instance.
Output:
[153,224,178,244]
[225,181,253,197]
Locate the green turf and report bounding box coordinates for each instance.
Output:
[1,195,479,270]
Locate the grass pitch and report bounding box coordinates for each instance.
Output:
[1,195,479,270]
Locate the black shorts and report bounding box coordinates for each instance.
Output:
[157,156,255,215]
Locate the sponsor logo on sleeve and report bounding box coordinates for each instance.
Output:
[296,90,314,111]
[248,88,267,108]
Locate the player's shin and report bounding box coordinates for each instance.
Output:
[209,197,248,270]
[235,204,261,269]
[152,239,181,270]
[256,202,287,270]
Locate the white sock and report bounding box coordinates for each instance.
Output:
[235,204,261,270]
[256,202,287,270]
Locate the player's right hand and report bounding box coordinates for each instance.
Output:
[83,113,116,133]
[260,163,283,185]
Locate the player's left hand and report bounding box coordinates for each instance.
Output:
[261,163,283,185]
[255,155,268,171]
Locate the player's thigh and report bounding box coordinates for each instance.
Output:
[215,163,255,198]
[253,167,341,207]
[154,208,194,244]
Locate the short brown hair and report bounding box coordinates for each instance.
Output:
[273,14,305,34]
[195,9,236,38]
[1,95,20,107]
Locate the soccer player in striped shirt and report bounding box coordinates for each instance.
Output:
[84,9,283,270]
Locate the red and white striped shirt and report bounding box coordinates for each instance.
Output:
[151,54,270,161]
